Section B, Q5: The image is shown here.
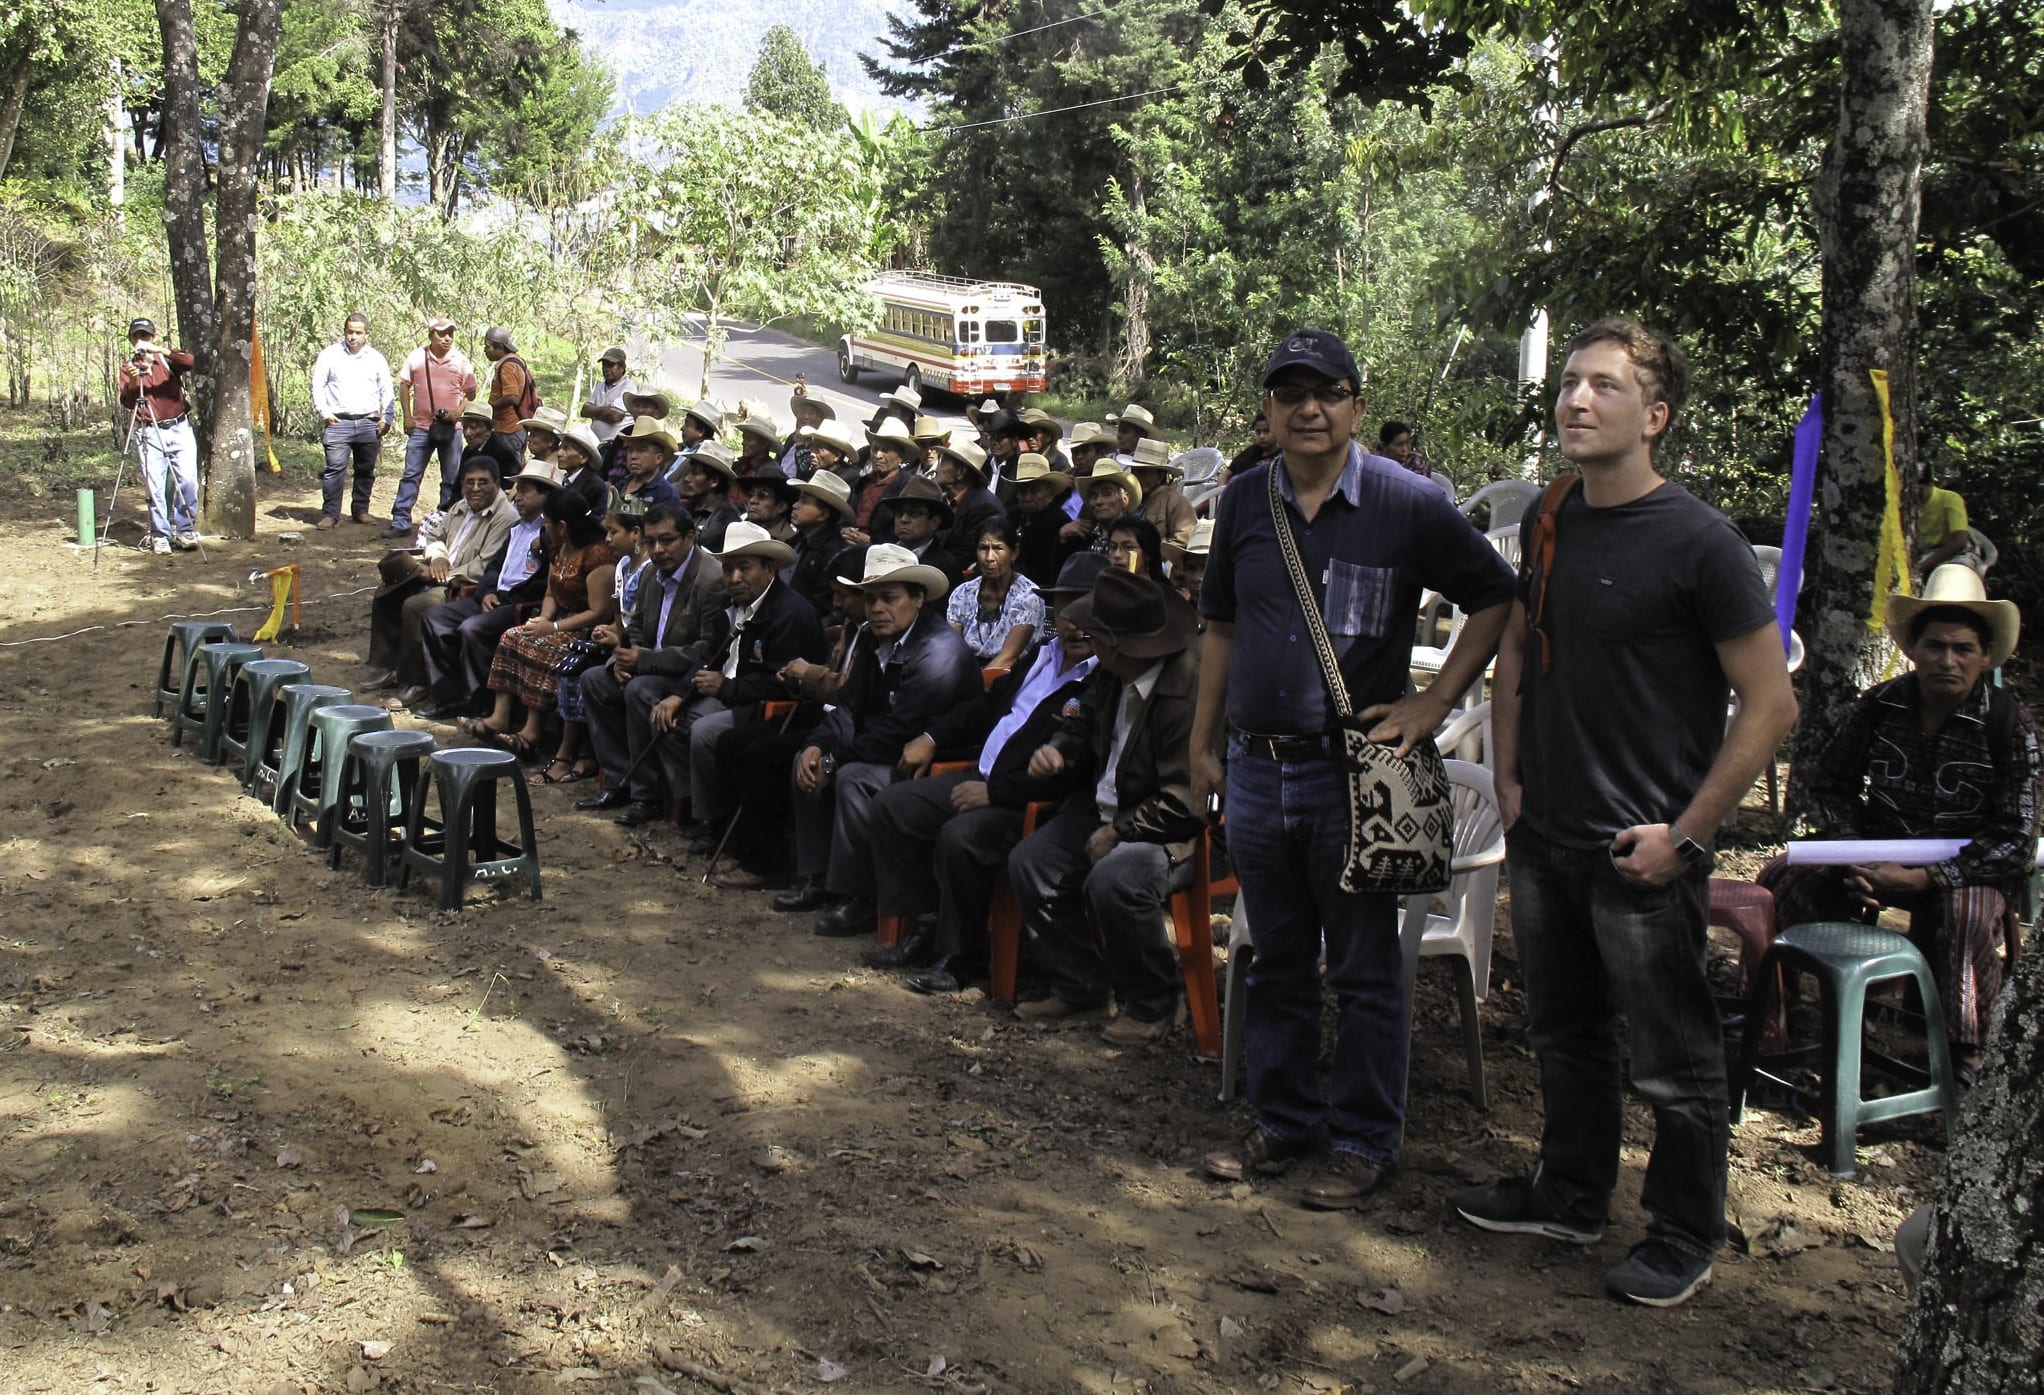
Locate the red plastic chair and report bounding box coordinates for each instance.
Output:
[1710,878,1786,1050]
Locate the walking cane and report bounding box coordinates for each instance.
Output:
[700,699,800,884]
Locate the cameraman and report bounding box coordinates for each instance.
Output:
[116,317,200,555]
[390,315,478,536]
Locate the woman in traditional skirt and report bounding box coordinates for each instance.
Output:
[529,497,650,785]
[462,491,619,757]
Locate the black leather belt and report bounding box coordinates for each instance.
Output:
[146,412,188,429]
[1236,730,1338,761]
[335,411,374,420]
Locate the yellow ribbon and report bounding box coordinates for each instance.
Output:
[1866,369,1911,632]
[252,564,300,642]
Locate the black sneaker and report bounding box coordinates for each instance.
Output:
[1603,1239,1713,1308]
[1453,1173,1605,1245]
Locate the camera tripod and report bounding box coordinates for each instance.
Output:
[96,356,206,569]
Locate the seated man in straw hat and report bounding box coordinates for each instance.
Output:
[614,417,684,510]
[364,454,516,696]
[736,462,801,544]
[932,439,1004,562]
[1111,402,1157,458]
[1128,438,1197,565]
[1758,565,2040,1083]
[675,441,743,551]
[1010,452,1079,588]
[519,406,569,463]
[783,390,834,478]
[777,545,981,935]
[1060,457,1142,563]
[788,467,854,617]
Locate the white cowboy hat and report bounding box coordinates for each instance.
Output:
[792,468,856,519]
[735,413,782,446]
[1127,437,1181,477]
[1013,451,1073,494]
[510,461,565,489]
[935,438,989,476]
[866,418,919,456]
[711,519,797,569]
[559,424,603,464]
[684,439,737,480]
[1077,458,1142,508]
[1183,517,1215,557]
[882,384,923,415]
[681,400,726,434]
[836,541,950,601]
[1113,403,1156,432]
[801,420,860,458]
[518,406,569,435]
[1887,564,2020,669]
[1067,421,1114,450]
[788,393,835,422]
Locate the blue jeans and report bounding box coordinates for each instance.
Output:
[320,419,383,519]
[1227,746,1406,1166]
[1507,820,1726,1258]
[393,427,463,526]
[137,414,200,539]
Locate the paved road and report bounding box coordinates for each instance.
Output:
[638,318,976,436]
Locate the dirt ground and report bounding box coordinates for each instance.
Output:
[0,427,1944,1395]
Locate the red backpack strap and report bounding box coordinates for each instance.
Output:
[1521,473,1581,679]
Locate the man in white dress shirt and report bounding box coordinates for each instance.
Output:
[582,347,635,444]
[311,313,395,528]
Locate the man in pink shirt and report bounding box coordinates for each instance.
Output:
[389,316,479,534]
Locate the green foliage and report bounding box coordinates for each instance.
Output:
[745,25,846,131]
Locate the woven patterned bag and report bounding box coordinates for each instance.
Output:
[1266,465,1453,895]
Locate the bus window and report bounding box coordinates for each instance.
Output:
[984,319,1019,343]
[1023,318,1044,344]
[959,320,981,344]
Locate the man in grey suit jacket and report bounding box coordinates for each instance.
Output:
[579,503,729,823]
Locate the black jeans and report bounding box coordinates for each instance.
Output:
[1507,820,1726,1258]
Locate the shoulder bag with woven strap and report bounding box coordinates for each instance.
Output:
[1266,464,1453,895]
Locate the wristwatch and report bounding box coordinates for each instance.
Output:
[1669,822,1709,864]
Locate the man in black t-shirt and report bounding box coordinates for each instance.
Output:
[1455,318,1796,1309]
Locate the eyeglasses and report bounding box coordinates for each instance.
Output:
[1269,384,1356,407]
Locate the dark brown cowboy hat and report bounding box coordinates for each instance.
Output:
[375,549,425,600]
[1062,567,1198,658]
[892,474,955,527]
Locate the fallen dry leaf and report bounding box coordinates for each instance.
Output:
[816,1356,848,1382]
[361,1340,392,1360]
[724,1235,768,1252]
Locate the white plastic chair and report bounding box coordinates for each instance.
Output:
[1435,699,1492,767]
[1459,478,1542,530]
[1218,760,1506,1110]
[1486,523,1521,570]
[1751,544,1782,599]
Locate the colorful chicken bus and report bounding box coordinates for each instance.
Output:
[837,273,1048,399]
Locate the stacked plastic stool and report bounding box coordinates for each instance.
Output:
[219,659,312,788]
[155,621,238,719]
[253,683,353,810]
[287,704,394,850]
[327,730,437,887]
[1730,920,1960,1177]
[172,641,265,760]
[399,747,543,910]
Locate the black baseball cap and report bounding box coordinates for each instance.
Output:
[128,317,157,339]
[1261,328,1360,389]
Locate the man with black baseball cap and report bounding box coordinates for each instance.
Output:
[1192,326,1516,1207]
[116,317,201,554]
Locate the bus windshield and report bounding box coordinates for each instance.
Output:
[983,319,1019,344]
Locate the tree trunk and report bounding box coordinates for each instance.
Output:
[0,61,28,182]
[105,59,126,222]
[201,0,286,539]
[1114,170,1154,395]
[1786,0,1934,818]
[1895,935,2044,1393]
[378,0,399,201]
[151,0,217,365]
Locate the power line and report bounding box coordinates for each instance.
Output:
[930,74,1223,133]
[953,0,1141,52]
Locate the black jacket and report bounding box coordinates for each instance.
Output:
[620,543,728,677]
[1012,503,1067,589]
[925,647,1096,807]
[789,523,847,617]
[694,579,830,718]
[1045,648,1204,861]
[562,465,608,520]
[690,499,742,552]
[479,523,552,605]
[808,609,981,765]
[943,483,1006,560]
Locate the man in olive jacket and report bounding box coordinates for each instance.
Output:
[1008,567,1204,1044]
[579,503,729,823]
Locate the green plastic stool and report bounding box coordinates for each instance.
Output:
[155,621,237,719]
[173,642,264,760]
[398,747,543,910]
[288,705,394,850]
[220,659,311,788]
[1731,920,1960,1177]
[262,685,354,812]
[328,730,438,888]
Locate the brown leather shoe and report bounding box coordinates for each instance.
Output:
[1298,1154,1393,1210]
[313,516,338,530]
[1014,995,1098,1021]
[1204,1129,1314,1181]
[351,512,374,525]
[713,866,769,890]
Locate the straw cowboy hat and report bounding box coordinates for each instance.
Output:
[711,519,797,570]
[866,418,920,457]
[1113,403,1156,433]
[837,541,951,601]
[913,414,950,445]
[788,392,836,422]
[559,424,603,464]
[1066,421,1113,451]
[1077,458,1142,508]
[459,404,495,428]
[882,384,923,416]
[518,406,568,435]
[1888,563,2020,669]
[510,461,566,490]
[1013,452,1073,494]
[792,468,856,520]
[681,400,726,435]
[1017,407,1064,443]
[935,438,989,477]
[624,387,675,421]
[801,420,860,458]
[1127,437,1181,478]
[1063,567,1198,658]
[685,440,738,481]
[1183,517,1215,557]
[735,413,782,448]
[619,416,679,455]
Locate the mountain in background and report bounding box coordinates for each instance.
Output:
[552,0,918,119]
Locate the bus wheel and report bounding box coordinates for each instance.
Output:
[838,346,859,383]
[903,363,922,398]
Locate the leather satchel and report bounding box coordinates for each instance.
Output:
[1265,464,1453,895]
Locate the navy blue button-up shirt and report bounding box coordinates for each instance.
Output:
[1199,445,1515,735]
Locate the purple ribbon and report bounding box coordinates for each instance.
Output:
[1777,394,1821,651]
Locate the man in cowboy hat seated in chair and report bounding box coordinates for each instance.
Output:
[1757,564,2041,1085]
[777,545,982,936]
